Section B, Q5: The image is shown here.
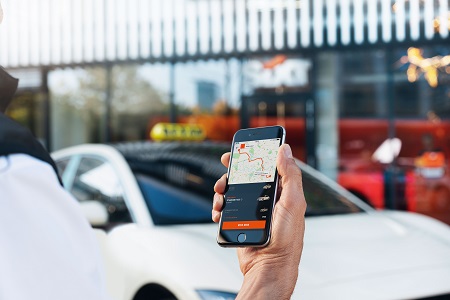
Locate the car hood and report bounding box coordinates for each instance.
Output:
[109,211,450,299]
[108,222,243,293]
[295,211,450,299]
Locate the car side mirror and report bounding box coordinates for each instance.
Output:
[80,201,109,226]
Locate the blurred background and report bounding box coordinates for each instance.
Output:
[1,0,449,222]
[3,1,450,299]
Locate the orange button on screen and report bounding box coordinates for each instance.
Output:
[222,220,266,230]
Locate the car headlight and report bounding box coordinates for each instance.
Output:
[196,290,237,300]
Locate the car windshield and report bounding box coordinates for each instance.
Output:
[118,142,363,225]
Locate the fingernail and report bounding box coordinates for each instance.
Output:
[284,144,293,158]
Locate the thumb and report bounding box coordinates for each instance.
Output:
[277,144,302,180]
[276,144,306,212]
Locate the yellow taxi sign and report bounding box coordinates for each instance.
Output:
[150,123,206,141]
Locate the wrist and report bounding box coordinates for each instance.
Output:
[237,259,299,300]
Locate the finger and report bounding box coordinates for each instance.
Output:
[212,193,224,222]
[276,144,307,213]
[212,192,224,211]
[214,173,228,194]
[212,210,221,223]
[277,144,300,179]
[221,152,231,168]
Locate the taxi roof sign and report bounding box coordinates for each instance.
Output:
[150,123,206,142]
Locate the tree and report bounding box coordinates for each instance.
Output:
[51,64,168,145]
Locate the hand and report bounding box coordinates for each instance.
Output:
[212,144,307,300]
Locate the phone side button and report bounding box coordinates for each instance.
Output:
[237,233,247,243]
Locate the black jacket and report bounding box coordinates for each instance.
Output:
[0,113,62,185]
[0,67,61,184]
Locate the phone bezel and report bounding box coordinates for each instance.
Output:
[217,125,286,247]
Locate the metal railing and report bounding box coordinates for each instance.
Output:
[0,0,448,69]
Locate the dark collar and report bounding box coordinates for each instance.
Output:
[0,67,19,113]
[0,113,63,186]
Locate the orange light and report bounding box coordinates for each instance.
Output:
[402,47,450,88]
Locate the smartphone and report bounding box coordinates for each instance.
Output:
[217,126,286,247]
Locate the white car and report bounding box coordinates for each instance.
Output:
[52,141,450,300]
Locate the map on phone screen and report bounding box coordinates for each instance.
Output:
[228,138,280,185]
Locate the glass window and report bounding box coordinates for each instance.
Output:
[50,67,107,150]
[122,142,365,225]
[394,81,419,117]
[341,51,379,75]
[393,45,450,119]
[337,44,450,223]
[169,60,241,143]
[136,174,212,225]
[124,143,227,225]
[71,157,132,224]
[339,49,388,118]
[241,95,309,161]
[112,64,170,142]
[174,60,235,114]
[340,85,377,117]
[431,84,450,117]
[302,170,363,216]
[136,167,364,225]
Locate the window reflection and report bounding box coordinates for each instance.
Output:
[71,157,132,224]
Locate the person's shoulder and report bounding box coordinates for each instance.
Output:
[0,112,37,148]
[0,113,63,185]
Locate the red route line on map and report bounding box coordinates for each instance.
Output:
[237,148,272,178]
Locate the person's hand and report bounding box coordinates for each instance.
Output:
[212,144,307,299]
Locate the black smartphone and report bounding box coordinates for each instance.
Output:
[217,126,286,247]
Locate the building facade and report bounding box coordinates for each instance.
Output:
[1,0,449,181]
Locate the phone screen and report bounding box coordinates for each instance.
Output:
[217,126,285,247]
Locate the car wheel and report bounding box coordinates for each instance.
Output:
[133,283,178,300]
